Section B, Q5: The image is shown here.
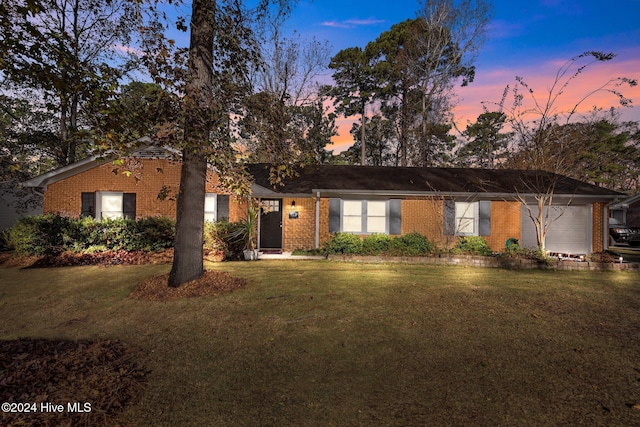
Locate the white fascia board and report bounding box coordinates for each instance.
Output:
[21,155,107,189]
[21,141,179,190]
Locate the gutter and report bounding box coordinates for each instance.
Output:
[310,189,621,202]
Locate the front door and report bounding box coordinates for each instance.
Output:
[260,199,283,249]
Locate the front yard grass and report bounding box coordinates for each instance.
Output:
[1,260,639,426]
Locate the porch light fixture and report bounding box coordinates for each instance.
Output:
[289,200,299,219]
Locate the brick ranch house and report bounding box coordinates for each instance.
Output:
[22,145,624,256]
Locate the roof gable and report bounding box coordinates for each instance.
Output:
[22,141,179,189]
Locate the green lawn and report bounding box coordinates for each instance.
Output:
[1,260,639,426]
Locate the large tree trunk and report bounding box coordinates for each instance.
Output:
[169,149,208,286]
[168,0,215,287]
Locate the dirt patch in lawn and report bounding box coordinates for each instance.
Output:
[0,338,147,427]
[130,270,249,301]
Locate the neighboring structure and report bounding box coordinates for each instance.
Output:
[0,184,43,232]
[609,194,640,228]
[22,147,624,255]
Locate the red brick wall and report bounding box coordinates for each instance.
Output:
[592,202,605,253]
[485,201,521,251]
[44,159,181,218]
[43,158,246,221]
[282,196,316,251]
[307,197,522,252]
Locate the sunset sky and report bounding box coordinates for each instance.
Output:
[283,0,640,152]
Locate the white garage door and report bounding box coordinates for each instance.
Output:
[520,204,592,254]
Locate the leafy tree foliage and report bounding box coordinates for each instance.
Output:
[556,118,640,192]
[327,0,491,167]
[457,111,512,168]
[94,82,181,148]
[234,3,334,180]
[325,47,378,165]
[409,0,491,166]
[346,116,398,166]
[501,51,638,251]
[0,0,138,166]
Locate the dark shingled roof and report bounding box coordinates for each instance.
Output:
[247,164,623,197]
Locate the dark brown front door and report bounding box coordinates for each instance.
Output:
[260,199,282,249]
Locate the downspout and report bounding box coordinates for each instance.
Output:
[315,191,320,249]
[603,204,609,251]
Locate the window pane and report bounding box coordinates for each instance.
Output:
[457,217,475,234]
[455,202,477,235]
[343,200,362,216]
[102,194,122,212]
[456,202,473,217]
[368,201,386,216]
[367,217,386,233]
[366,201,386,233]
[343,216,362,232]
[100,193,123,219]
[204,194,217,211]
[343,201,363,232]
[204,193,217,221]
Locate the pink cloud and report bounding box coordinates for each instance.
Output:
[454,49,640,127]
[330,49,640,153]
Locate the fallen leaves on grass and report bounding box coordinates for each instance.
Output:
[0,249,224,268]
[130,270,248,301]
[0,338,147,427]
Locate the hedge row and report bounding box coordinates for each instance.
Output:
[4,215,493,258]
[4,214,176,255]
[3,214,251,260]
[322,232,435,256]
[322,233,493,256]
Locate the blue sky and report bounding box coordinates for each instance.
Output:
[281,0,640,150]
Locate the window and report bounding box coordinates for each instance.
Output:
[204,193,217,222]
[367,201,387,233]
[329,199,402,235]
[95,192,136,220]
[81,192,95,217]
[444,200,491,236]
[204,193,230,222]
[342,200,363,232]
[455,202,478,235]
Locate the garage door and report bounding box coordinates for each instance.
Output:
[520,205,591,254]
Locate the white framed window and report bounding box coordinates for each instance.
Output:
[455,201,479,236]
[340,200,388,234]
[204,193,217,222]
[95,192,136,220]
[329,198,401,235]
[367,201,387,233]
[343,200,364,232]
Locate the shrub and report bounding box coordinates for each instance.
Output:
[5,214,72,255]
[322,232,434,257]
[389,232,434,256]
[204,220,246,260]
[5,214,176,255]
[135,217,175,251]
[454,236,492,256]
[322,232,363,255]
[361,234,392,255]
